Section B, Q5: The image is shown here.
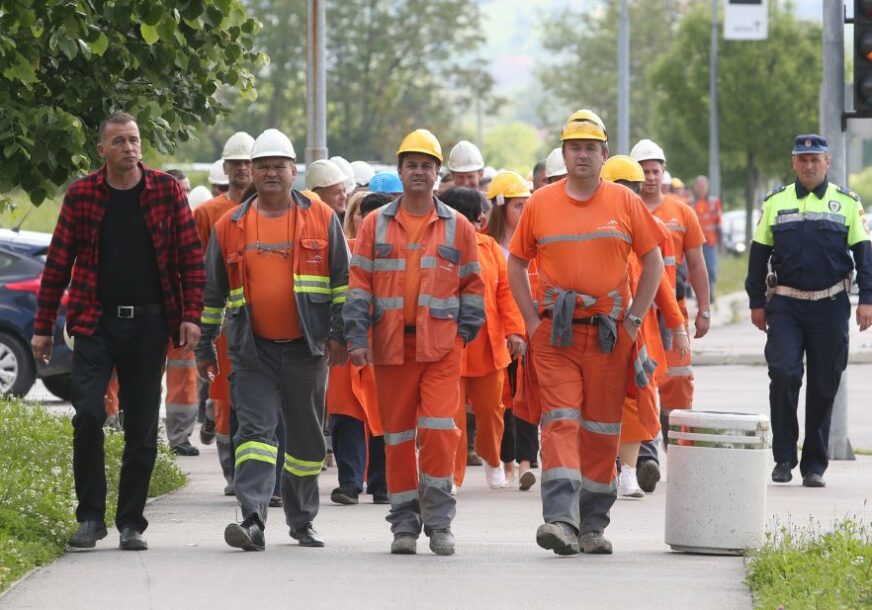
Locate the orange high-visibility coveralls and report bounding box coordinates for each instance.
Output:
[651,194,706,411]
[344,197,484,536]
[164,342,199,446]
[509,179,662,535]
[453,233,524,486]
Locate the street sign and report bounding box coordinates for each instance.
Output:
[724,0,768,41]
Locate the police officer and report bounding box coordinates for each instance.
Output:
[745,134,872,488]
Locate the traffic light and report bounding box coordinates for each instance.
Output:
[854,0,872,114]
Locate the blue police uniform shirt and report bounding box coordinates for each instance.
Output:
[752,177,870,292]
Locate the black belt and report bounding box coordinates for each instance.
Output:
[105,304,164,319]
[403,325,417,334]
[256,335,304,344]
[542,311,599,325]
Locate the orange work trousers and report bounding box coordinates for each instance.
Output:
[532,318,632,534]
[453,369,505,486]
[209,333,233,437]
[657,308,693,411]
[104,371,119,416]
[374,334,462,535]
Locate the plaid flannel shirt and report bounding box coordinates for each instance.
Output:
[35,163,205,344]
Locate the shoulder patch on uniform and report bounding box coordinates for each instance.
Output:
[763,185,787,201]
[836,185,860,201]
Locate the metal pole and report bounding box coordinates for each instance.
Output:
[709,0,721,199]
[617,0,630,155]
[822,0,854,460]
[306,0,327,162]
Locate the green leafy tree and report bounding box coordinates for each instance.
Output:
[0,0,264,206]
[535,0,685,146]
[651,3,820,239]
[482,121,544,174]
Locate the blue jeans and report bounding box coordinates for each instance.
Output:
[702,244,718,295]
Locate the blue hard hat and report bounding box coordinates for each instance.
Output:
[792,134,828,155]
[369,170,403,194]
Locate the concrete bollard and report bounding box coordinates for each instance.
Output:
[665,411,770,555]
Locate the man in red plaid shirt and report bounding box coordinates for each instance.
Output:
[32,112,204,552]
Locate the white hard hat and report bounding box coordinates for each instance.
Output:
[482,165,497,181]
[629,138,666,164]
[662,170,672,184]
[251,128,296,160]
[306,159,347,190]
[329,155,356,195]
[545,147,567,178]
[208,159,229,186]
[222,131,255,161]
[447,140,485,173]
[350,160,375,187]
[188,185,212,208]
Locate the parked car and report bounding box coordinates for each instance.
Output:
[0,230,72,400]
[721,209,761,256]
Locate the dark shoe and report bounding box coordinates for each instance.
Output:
[466,450,483,466]
[289,522,324,547]
[579,531,613,554]
[428,528,455,556]
[772,462,793,483]
[536,522,579,556]
[224,484,235,496]
[224,516,265,551]
[171,441,200,456]
[371,488,390,505]
[119,527,148,551]
[391,533,418,555]
[636,460,661,493]
[269,494,283,508]
[330,483,360,505]
[199,419,215,445]
[67,520,108,549]
[518,471,537,492]
[802,473,826,488]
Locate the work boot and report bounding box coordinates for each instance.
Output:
[427,528,455,556]
[467,450,483,466]
[224,484,235,496]
[536,522,579,556]
[771,462,792,483]
[802,473,826,488]
[67,520,108,549]
[171,441,200,456]
[119,527,148,551]
[370,488,390,505]
[199,418,215,445]
[289,522,324,547]
[579,531,613,554]
[268,494,283,508]
[485,464,508,489]
[618,464,644,498]
[518,470,536,492]
[330,482,360,505]
[224,515,265,551]
[391,533,418,555]
[636,460,661,493]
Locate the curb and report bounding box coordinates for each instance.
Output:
[693,351,872,366]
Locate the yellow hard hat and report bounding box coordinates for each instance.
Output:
[486,170,532,201]
[671,177,685,189]
[397,129,443,163]
[560,109,608,142]
[601,155,644,183]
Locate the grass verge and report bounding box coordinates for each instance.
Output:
[716,251,748,297]
[0,399,185,593]
[746,517,872,609]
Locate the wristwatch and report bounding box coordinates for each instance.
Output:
[626,313,643,328]
[700,310,712,320]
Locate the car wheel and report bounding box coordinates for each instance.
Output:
[0,331,36,397]
[42,375,72,402]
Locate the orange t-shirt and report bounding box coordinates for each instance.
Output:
[194,193,236,248]
[650,194,705,264]
[397,206,434,325]
[509,179,662,317]
[243,205,302,340]
[694,197,722,247]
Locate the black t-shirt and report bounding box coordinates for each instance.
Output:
[97,178,163,307]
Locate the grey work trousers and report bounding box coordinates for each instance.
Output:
[232,337,328,528]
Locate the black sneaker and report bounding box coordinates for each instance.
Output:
[371,488,390,505]
[224,515,265,551]
[802,473,825,488]
[171,441,200,456]
[289,522,324,547]
[771,462,792,483]
[199,419,215,445]
[330,483,359,505]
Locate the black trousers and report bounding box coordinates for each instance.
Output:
[765,293,849,477]
[70,311,168,532]
[331,414,387,493]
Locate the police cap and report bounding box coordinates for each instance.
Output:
[791,134,828,155]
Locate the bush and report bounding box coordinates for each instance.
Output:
[746,517,872,609]
[0,399,185,593]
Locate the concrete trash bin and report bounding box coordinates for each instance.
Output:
[664,410,770,555]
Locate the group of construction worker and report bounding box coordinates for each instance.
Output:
[39,105,869,556]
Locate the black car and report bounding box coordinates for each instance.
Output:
[0,229,72,400]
